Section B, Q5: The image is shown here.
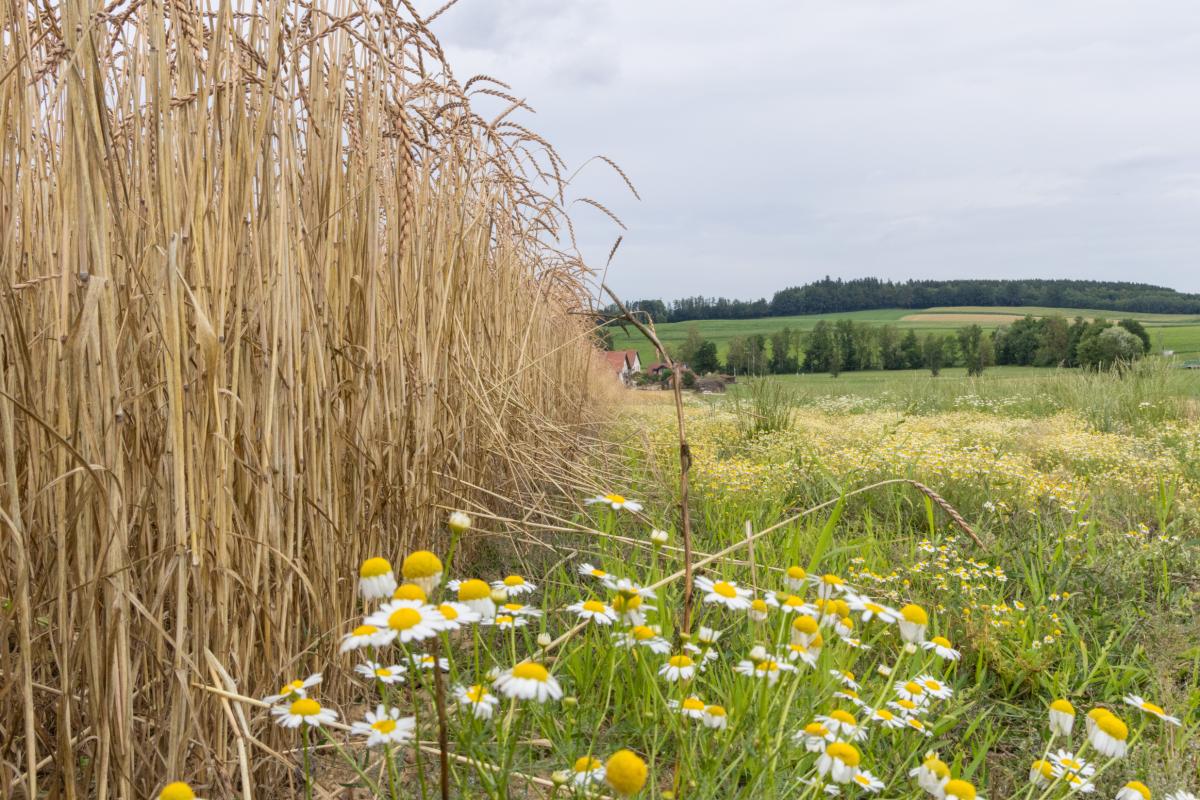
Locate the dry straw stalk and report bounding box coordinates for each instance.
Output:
[0,0,610,794]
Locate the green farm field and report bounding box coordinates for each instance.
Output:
[609,306,1200,363]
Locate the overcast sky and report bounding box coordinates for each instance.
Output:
[418,1,1200,300]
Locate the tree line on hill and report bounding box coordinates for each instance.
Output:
[663,315,1153,378]
[620,278,1200,322]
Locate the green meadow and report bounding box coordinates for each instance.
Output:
[609,306,1200,364]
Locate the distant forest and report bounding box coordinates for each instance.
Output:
[622,278,1200,322]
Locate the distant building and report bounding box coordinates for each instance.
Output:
[604,350,642,384]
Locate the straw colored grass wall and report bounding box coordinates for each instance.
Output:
[0,1,604,794]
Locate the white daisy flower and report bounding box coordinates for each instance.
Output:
[1049,699,1076,736]
[1124,694,1182,726]
[776,593,818,615]
[492,575,537,597]
[916,674,954,700]
[363,599,445,645]
[796,721,835,752]
[570,756,606,786]
[1087,710,1129,758]
[585,493,643,512]
[851,770,884,793]
[830,670,860,690]
[816,710,867,741]
[578,562,611,580]
[271,697,338,729]
[484,614,528,630]
[812,573,848,600]
[670,696,708,720]
[340,624,391,653]
[263,673,322,704]
[615,625,671,654]
[449,578,496,619]
[354,661,407,685]
[898,604,930,644]
[734,656,795,685]
[493,662,563,703]
[1164,792,1199,800]
[784,565,807,591]
[894,679,931,705]
[943,779,983,800]
[694,576,753,611]
[498,601,543,618]
[358,558,398,601]
[871,707,906,729]
[400,551,443,596]
[786,643,818,667]
[703,704,728,729]
[923,636,962,661]
[408,652,450,672]
[447,511,472,534]
[791,615,821,647]
[434,601,481,630]
[455,684,500,719]
[909,752,951,797]
[567,599,619,625]
[903,716,934,737]
[351,705,415,747]
[748,597,771,622]
[816,741,861,784]
[659,654,698,682]
[1050,749,1096,778]
[848,595,900,624]
[1115,782,1151,800]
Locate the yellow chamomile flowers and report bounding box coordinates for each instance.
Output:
[400,550,443,595]
[358,557,398,601]
[272,696,339,728]
[455,684,501,719]
[158,782,197,800]
[351,705,415,747]
[1086,707,1129,758]
[1049,698,1076,735]
[586,493,644,512]
[493,661,563,702]
[816,741,861,783]
[263,673,322,704]
[1117,782,1152,800]
[604,749,648,796]
[363,599,445,644]
[898,603,929,643]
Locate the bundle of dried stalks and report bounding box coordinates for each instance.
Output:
[0,1,612,794]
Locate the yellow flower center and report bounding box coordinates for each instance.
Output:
[458,579,491,600]
[923,756,949,778]
[372,718,397,734]
[631,625,655,640]
[612,596,641,612]
[1032,759,1054,778]
[401,550,442,579]
[944,779,976,799]
[159,782,196,800]
[900,604,928,624]
[359,557,393,578]
[751,599,769,612]
[821,574,844,585]
[787,566,806,579]
[681,696,705,711]
[604,750,648,797]
[503,575,526,587]
[1139,700,1167,716]
[804,722,829,736]
[931,636,953,648]
[897,699,918,711]
[604,494,626,504]
[495,615,516,625]
[923,679,943,691]
[668,655,695,668]
[583,600,607,614]
[712,581,737,598]
[755,660,778,673]
[1123,781,1150,799]
[374,668,393,678]
[825,741,860,767]
[574,756,602,773]
[1095,712,1128,739]
[1050,698,1075,714]
[511,662,549,682]
[876,709,895,721]
[387,607,423,631]
[705,704,726,717]
[792,615,818,634]
[352,625,378,636]
[465,685,487,702]
[904,681,925,695]
[438,604,459,620]
[280,679,305,695]
[289,698,321,717]
[393,583,427,601]
[830,709,857,726]
[865,602,884,613]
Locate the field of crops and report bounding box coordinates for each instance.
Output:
[609,306,1200,363]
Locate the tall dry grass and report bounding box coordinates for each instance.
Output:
[0,1,611,795]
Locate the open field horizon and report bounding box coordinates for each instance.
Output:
[609,305,1200,364]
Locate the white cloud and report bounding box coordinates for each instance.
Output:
[420,0,1200,298]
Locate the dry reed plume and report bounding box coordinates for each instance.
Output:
[0,1,613,795]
